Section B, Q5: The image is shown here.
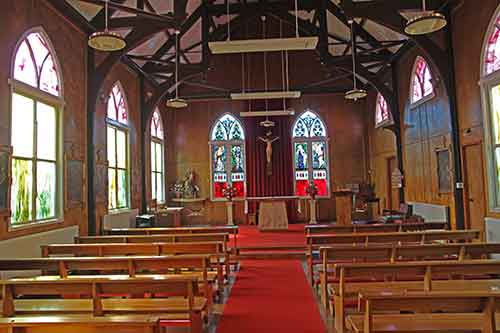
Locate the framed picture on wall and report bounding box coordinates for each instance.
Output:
[436,149,452,194]
[0,145,12,216]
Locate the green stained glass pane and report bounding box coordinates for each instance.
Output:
[108,168,116,209]
[312,142,327,170]
[295,143,308,170]
[36,161,56,220]
[229,123,244,140]
[12,94,34,158]
[37,102,56,161]
[491,84,500,144]
[11,158,33,224]
[117,169,127,208]
[107,127,116,168]
[231,145,244,172]
[116,129,127,169]
[155,142,163,173]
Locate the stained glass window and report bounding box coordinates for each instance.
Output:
[150,109,165,203]
[209,114,246,200]
[292,111,329,197]
[10,29,61,226]
[410,56,434,104]
[107,83,129,210]
[485,15,500,75]
[375,93,391,127]
[13,32,60,96]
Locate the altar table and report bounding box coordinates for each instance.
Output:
[258,201,288,231]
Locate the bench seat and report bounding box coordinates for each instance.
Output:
[346,313,500,332]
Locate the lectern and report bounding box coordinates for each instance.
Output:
[333,190,354,226]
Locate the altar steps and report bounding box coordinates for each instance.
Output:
[235,246,306,260]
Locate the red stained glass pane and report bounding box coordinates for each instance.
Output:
[295,180,308,196]
[107,84,128,125]
[375,93,390,125]
[314,179,328,196]
[486,17,500,75]
[151,109,164,139]
[214,182,227,198]
[232,181,245,197]
[411,57,434,104]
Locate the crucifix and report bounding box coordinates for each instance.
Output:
[258,131,280,176]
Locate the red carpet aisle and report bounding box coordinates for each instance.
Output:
[236,224,306,247]
[216,260,326,333]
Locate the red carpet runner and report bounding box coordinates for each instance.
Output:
[216,260,326,333]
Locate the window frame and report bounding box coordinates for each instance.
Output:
[8,27,64,229]
[106,83,130,211]
[150,110,165,204]
[291,110,331,199]
[208,113,247,202]
[409,56,436,108]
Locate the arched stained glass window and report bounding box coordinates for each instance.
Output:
[292,111,330,197]
[375,93,391,127]
[150,109,165,203]
[13,31,60,96]
[410,56,434,104]
[107,83,129,210]
[481,5,500,210]
[209,114,246,200]
[10,28,62,226]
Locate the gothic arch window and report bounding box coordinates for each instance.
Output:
[150,108,165,203]
[481,4,500,211]
[209,114,246,200]
[10,28,63,226]
[375,93,392,127]
[410,56,435,105]
[292,110,330,197]
[106,83,130,210]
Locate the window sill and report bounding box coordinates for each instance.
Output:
[107,208,133,215]
[8,218,64,232]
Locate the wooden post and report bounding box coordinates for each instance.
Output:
[309,199,317,224]
[226,201,234,225]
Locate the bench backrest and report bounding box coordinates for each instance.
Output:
[75,233,230,246]
[104,226,238,236]
[305,222,447,235]
[307,230,480,247]
[0,277,198,317]
[42,241,225,258]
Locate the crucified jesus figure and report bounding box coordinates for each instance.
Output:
[258,131,280,176]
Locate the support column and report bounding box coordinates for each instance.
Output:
[86,48,97,236]
[391,65,405,204]
[139,76,148,214]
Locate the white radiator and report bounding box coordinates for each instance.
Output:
[102,209,139,230]
[485,218,500,259]
[407,202,449,223]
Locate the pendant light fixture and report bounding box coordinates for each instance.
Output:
[88,0,126,52]
[166,30,188,109]
[404,0,447,35]
[345,20,367,101]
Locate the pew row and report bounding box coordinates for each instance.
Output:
[103,226,239,251]
[347,291,500,333]
[318,242,500,308]
[306,229,481,283]
[305,222,447,235]
[331,260,500,332]
[41,242,227,286]
[0,276,207,333]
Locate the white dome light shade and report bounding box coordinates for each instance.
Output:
[405,11,447,35]
[345,88,368,101]
[88,31,126,51]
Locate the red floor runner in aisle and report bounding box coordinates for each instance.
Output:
[216,260,326,333]
[236,224,306,247]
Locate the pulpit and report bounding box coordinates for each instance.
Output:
[333,190,354,226]
[258,201,288,231]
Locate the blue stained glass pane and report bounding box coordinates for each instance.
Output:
[312,142,327,170]
[293,111,326,138]
[231,145,244,173]
[294,143,308,170]
[211,114,245,141]
[213,145,226,172]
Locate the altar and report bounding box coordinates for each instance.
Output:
[245,196,299,231]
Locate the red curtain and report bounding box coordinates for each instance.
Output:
[243,115,295,219]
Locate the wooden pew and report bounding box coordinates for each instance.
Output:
[305,221,447,235]
[0,276,207,333]
[103,226,239,252]
[306,229,481,283]
[347,291,500,333]
[0,255,215,311]
[331,259,500,332]
[318,242,500,308]
[41,242,227,286]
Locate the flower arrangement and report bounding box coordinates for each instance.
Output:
[222,186,237,201]
[306,181,318,200]
[170,183,183,198]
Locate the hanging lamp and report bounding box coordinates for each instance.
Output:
[88,0,126,51]
[405,0,447,35]
[209,0,317,54]
[345,20,367,101]
[166,30,188,108]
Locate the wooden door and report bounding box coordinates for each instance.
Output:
[387,156,400,210]
[463,144,486,233]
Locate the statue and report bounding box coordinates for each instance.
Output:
[258,131,280,176]
[180,169,200,199]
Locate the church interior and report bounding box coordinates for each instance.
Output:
[0,0,500,332]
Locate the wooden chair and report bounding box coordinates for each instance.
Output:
[347,291,500,333]
[0,276,207,333]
